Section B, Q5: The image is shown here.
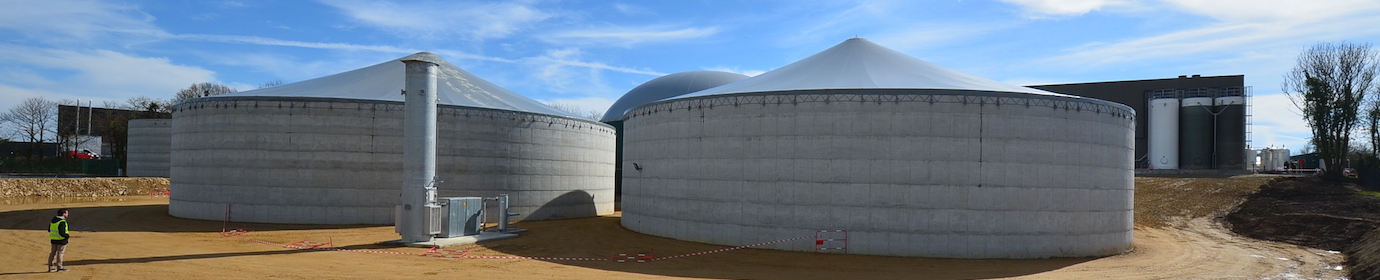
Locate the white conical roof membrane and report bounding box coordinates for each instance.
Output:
[210,52,577,118]
[672,38,1071,99]
[601,71,749,122]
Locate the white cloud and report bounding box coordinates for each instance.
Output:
[612,3,650,16]
[541,26,720,47]
[1160,0,1377,23]
[0,0,167,44]
[540,96,617,116]
[998,0,1130,17]
[1249,93,1310,150]
[1043,1,1380,67]
[870,22,1011,53]
[0,45,217,111]
[523,48,613,96]
[319,0,551,40]
[176,34,416,54]
[526,49,665,77]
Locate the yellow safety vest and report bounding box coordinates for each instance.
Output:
[49,219,67,240]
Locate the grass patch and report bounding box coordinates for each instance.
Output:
[1361,191,1380,198]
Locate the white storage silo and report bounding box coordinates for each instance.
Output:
[170,52,615,225]
[620,38,1135,259]
[1259,147,1290,171]
[1148,92,1178,169]
[1245,148,1258,172]
[127,119,171,177]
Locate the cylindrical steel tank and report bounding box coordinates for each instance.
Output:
[621,38,1135,259]
[1259,148,1290,171]
[1148,92,1179,169]
[1245,148,1258,172]
[1214,91,1247,170]
[126,119,171,177]
[169,53,615,225]
[1179,95,1214,169]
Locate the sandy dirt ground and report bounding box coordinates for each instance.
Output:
[0,176,1349,279]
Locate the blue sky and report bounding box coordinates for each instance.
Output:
[3,0,1380,153]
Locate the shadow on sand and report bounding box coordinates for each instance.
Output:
[2,197,1096,279]
[0,204,375,233]
[463,214,1099,280]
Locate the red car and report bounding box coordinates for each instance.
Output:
[67,150,99,159]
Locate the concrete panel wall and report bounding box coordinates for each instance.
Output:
[621,92,1135,259]
[170,99,615,224]
[127,119,171,177]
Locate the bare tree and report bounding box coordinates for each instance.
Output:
[0,97,59,157]
[105,96,172,114]
[91,96,175,171]
[544,101,603,121]
[584,110,604,121]
[1284,42,1380,179]
[257,79,284,89]
[174,82,239,101]
[1366,101,1380,160]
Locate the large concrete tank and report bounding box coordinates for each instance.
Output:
[170,52,615,225]
[1214,91,1247,170]
[601,71,749,203]
[1148,92,1179,169]
[1179,94,1214,169]
[601,71,750,123]
[621,38,1135,259]
[126,119,171,177]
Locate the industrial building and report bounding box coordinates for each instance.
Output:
[619,38,1135,258]
[600,71,750,201]
[1028,75,1248,170]
[169,53,616,225]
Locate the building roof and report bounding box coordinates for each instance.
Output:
[205,52,577,118]
[668,38,1073,100]
[600,71,748,122]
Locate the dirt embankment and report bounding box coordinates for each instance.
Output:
[1221,176,1380,280]
[1133,176,1276,228]
[1224,176,1380,251]
[0,177,168,198]
[1348,230,1380,280]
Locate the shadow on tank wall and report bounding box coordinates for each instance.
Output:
[525,190,598,220]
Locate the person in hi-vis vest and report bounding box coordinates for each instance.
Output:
[48,208,70,272]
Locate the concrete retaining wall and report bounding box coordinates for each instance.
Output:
[620,91,1135,258]
[170,99,615,224]
[127,119,171,177]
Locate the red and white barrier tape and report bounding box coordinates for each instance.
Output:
[466,255,606,261]
[653,235,812,261]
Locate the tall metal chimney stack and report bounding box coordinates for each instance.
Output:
[398,52,442,242]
